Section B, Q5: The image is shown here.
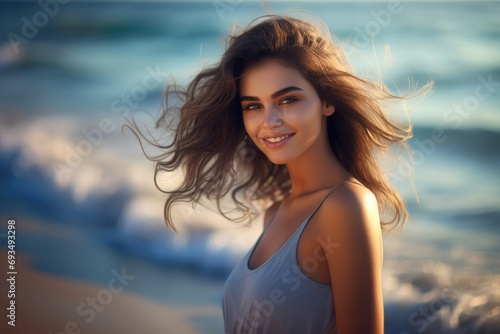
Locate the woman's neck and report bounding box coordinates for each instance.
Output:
[285,134,351,198]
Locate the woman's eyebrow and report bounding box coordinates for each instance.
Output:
[240,86,303,102]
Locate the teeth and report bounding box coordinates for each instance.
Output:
[266,135,291,143]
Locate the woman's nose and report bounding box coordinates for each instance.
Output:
[263,106,283,128]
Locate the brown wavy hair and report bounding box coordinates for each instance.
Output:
[127,15,432,232]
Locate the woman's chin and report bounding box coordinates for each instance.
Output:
[266,154,292,166]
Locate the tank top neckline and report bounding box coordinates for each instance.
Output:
[245,179,363,273]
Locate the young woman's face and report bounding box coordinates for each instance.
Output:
[239,59,334,165]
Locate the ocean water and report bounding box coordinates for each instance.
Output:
[0,1,499,333]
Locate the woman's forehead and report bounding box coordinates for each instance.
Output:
[239,59,310,96]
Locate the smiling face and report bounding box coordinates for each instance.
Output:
[239,59,334,165]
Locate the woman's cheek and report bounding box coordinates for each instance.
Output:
[244,111,263,130]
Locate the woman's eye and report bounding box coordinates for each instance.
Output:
[281,97,296,105]
[244,104,260,111]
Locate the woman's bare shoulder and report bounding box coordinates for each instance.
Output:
[314,182,384,332]
[315,182,381,248]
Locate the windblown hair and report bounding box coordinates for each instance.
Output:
[129,15,431,232]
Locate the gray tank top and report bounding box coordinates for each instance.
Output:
[222,180,363,334]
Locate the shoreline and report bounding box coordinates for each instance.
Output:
[0,249,222,334]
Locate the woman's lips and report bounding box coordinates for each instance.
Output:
[261,133,295,148]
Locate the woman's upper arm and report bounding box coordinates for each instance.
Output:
[316,185,384,334]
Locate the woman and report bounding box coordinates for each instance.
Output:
[131,15,430,334]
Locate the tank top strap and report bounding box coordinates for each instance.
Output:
[298,179,364,231]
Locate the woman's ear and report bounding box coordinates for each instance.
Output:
[322,102,335,116]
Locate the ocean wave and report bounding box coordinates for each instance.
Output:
[383,265,500,333]
[1,115,498,333]
[0,2,222,40]
[411,126,500,159]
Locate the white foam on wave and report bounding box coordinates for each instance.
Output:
[2,112,499,332]
[0,113,259,276]
[382,219,500,333]
[112,192,262,274]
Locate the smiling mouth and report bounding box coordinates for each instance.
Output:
[263,134,294,143]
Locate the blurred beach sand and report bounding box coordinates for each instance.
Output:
[0,215,225,334]
[0,249,221,334]
[0,251,220,334]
